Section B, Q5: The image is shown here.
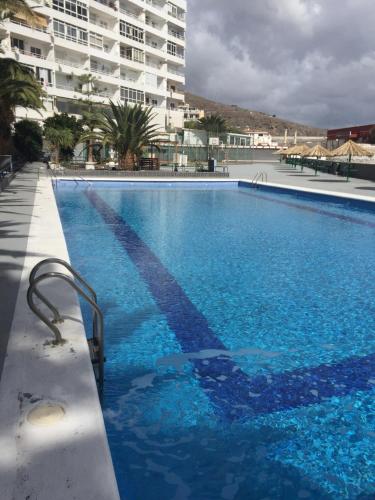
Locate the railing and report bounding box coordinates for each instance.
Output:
[92,90,113,98]
[10,18,49,33]
[167,50,184,59]
[251,171,268,187]
[168,30,185,40]
[54,31,88,46]
[55,58,85,69]
[90,43,111,53]
[120,7,140,20]
[92,0,117,10]
[27,258,105,393]
[145,0,164,12]
[167,67,184,76]
[167,10,185,21]
[91,66,115,76]
[12,47,47,59]
[55,83,78,92]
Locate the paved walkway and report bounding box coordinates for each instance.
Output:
[228,162,375,198]
[0,164,40,377]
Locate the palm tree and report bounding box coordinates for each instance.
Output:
[198,114,227,160]
[0,58,44,153]
[44,126,74,165]
[82,101,160,170]
[76,74,105,164]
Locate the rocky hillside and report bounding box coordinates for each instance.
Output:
[185,92,326,136]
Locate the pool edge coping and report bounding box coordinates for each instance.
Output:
[0,166,120,500]
[57,176,375,204]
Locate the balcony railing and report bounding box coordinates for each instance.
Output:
[145,0,164,12]
[54,31,88,46]
[12,48,47,59]
[92,0,117,11]
[167,50,184,59]
[10,18,49,33]
[119,7,140,20]
[167,10,185,21]
[56,83,79,92]
[90,66,115,76]
[55,57,86,68]
[168,30,185,40]
[90,43,111,53]
[92,90,113,98]
[167,67,184,76]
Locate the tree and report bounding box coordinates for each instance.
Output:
[198,114,227,136]
[0,58,44,153]
[14,119,43,161]
[44,113,83,161]
[198,113,227,159]
[76,74,105,163]
[44,126,73,165]
[81,101,160,170]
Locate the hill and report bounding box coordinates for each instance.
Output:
[184,92,326,136]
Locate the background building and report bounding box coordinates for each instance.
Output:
[327,124,375,149]
[0,0,186,130]
[178,103,205,122]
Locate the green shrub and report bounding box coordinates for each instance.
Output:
[13,119,43,161]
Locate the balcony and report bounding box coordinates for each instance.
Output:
[12,47,47,60]
[119,7,142,21]
[10,18,48,34]
[55,58,85,69]
[54,31,88,46]
[90,0,118,17]
[168,29,185,41]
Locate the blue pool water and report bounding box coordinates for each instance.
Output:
[55,181,375,499]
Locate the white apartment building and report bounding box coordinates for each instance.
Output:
[0,0,186,130]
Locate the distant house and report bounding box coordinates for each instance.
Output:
[179,104,205,122]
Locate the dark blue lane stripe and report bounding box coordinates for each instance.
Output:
[85,190,375,421]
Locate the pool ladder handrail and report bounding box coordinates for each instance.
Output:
[27,258,104,393]
[251,171,268,187]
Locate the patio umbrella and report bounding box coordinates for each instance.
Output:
[284,144,311,168]
[301,144,332,174]
[330,140,373,181]
[330,139,372,161]
[302,144,331,158]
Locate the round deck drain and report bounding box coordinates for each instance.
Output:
[27,404,65,427]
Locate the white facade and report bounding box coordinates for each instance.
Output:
[0,0,186,130]
[178,103,205,122]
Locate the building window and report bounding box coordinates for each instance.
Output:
[52,0,88,21]
[120,46,144,63]
[90,32,103,49]
[54,19,88,45]
[120,86,144,104]
[11,37,24,50]
[167,41,176,56]
[119,21,144,43]
[31,47,42,57]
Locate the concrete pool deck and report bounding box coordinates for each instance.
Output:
[0,163,119,500]
[1,161,375,499]
[228,162,375,198]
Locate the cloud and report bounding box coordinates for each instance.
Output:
[186,0,375,128]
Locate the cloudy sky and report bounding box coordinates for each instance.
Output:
[186,0,375,128]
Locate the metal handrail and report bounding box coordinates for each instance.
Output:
[27,261,104,390]
[251,171,268,187]
[29,258,97,322]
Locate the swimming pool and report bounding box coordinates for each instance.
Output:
[55,180,375,499]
